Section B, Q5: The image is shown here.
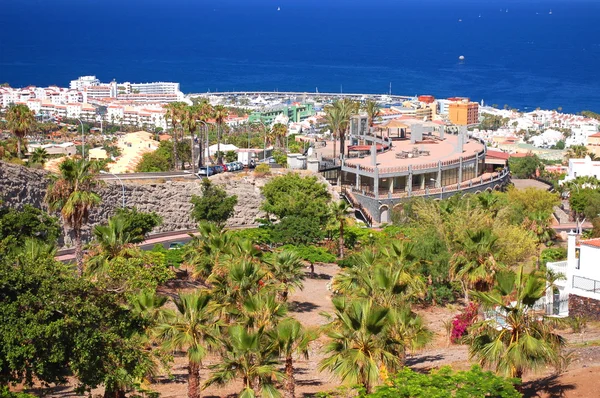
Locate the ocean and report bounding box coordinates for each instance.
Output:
[1,0,599,113]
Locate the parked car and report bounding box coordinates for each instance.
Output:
[214,165,224,173]
[168,242,185,250]
[221,164,229,172]
[197,166,214,177]
[228,162,238,171]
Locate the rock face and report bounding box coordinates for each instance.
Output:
[0,161,265,245]
[0,161,337,247]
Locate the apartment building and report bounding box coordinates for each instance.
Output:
[448,99,479,126]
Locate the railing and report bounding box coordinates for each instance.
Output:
[547,260,568,274]
[573,276,600,294]
[342,187,373,227]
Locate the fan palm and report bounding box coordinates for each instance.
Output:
[213,105,229,164]
[204,325,284,398]
[386,306,432,364]
[264,250,305,302]
[86,215,138,275]
[449,228,504,302]
[467,266,565,379]
[45,158,102,274]
[564,145,589,161]
[330,200,351,259]
[155,292,221,398]
[324,104,342,160]
[272,123,288,150]
[184,222,234,280]
[270,318,317,398]
[6,103,35,159]
[336,99,359,159]
[30,147,49,166]
[241,292,288,331]
[319,298,402,393]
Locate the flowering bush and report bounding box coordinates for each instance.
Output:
[450,302,479,344]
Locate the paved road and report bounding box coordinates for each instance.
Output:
[98,171,197,180]
[55,225,257,262]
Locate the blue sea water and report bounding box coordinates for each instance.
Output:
[1,0,599,113]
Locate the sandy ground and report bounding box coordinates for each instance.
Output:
[22,262,600,397]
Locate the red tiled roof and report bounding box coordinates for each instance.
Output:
[486,150,509,160]
[589,133,600,138]
[581,238,600,248]
[510,152,533,158]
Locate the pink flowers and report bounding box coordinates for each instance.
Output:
[450,302,479,344]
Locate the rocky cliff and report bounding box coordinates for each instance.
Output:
[0,161,266,245]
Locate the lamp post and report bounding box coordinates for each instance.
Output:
[77,118,85,159]
[199,120,209,167]
[100,171,126,208]
[253,120,268,162]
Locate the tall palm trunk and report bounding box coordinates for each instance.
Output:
[198,128,203,168]
[16,137,22,159]
[217,124,222,165]
[339,130,345,160]
[284,356,295,398]
[188,362,201,398]
[173,126,180,171]
[332,134,337,160]
[74,226,84,276]
[338,222,345,259]
[190,129,195,173]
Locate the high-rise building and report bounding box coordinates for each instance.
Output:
[448,99,479,126]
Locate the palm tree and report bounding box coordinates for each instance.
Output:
[182,105,200,172]
[272,123,288,150]
[204,325,283,398]
[264,250,305,302]
[45,158,102,274]
[363,100,381,127]
[30,147,49,166]
[324,104,342,160]
[336,99,359,159]
[449,229,504,303]
[164,102,186,170]
[184,222,235,280]
[208,259,266,315]
[213,105,229,164]
[155,291,221,398]
[330,200,351,259]
[86,215,138,275]
[197,100,214,167]
[467,267,565,379]
[6,103,35,158]
[385,306,432,364]
[271,318,317,398]
[564,145,589,161]
[319,298,402,394]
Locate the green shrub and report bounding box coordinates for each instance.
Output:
[231,227,273,245]
[280,244,336,264]
[254,163,271,174]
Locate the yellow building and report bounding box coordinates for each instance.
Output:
[449,100,479,126]
[586,133,600,157]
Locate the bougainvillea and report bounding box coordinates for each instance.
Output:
[450,302,479,343]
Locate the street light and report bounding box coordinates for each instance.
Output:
[100,171,126,208]
[252,120,268,162]
[198,120,209,167]
[76,118,85,159]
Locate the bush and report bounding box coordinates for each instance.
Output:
[230,227,273,245]
[150,244,185,269]
[363,365,520,397]
[451,302,479,344]
[254,163,271,174]
[425,283,457,305]
[272,216,324,245]
[190,178,238,226]
[281,244,336,264]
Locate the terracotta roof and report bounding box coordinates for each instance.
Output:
[589,133,600,138]
[486,150,510,160]
[510,152,533,158]
[580,238,600,248]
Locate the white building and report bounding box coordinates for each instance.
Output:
[546,232,600,316]
[562,157,600,183]
[70,76,100,90]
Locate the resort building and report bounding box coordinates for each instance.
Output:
[561,157,600,183]
[448,99,479,126]
[546,232,600,319]
[332,115,509,224]
[248,103,315,124]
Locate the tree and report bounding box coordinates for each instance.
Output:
[508,154,543,178]
[331,200,351,259]
[0,204,60,251]
[0,245,155,396]
[155,292,221,398]
[264,250,305,302]
[136,141,174,172]
[271,215,324,245]
[319,298,403,394]
[449,229,504,302]
[5,104,35,159]
[45,158,102,274]
[564,145,589,161]
[467,267,565,379]
[29,147,49,166]
[363,100,381,127]
[204,325,283,398]
[190,178,238,226]
[272,123,288,150]
[164,102,186,170]
[270,319,316,398]
[114,207,162,243]
[363,365,520,398]
[213,105,229,164]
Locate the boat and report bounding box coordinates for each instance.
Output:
[458,18,462,22]
[549,9,553,15]
[277,6,281,11]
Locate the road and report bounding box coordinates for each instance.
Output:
[55,225,257,262]
[98,171,197,180]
